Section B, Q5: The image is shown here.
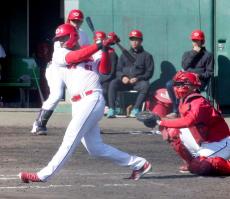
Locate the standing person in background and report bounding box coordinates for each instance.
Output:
[166,29,214,118]
[66,9,90,46]
[107,30,154,118]
[19,23,152,183]
[31,9,90,135]
[35,40,53,100]
[93,31,118,114]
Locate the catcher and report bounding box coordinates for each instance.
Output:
[137,71,230,176]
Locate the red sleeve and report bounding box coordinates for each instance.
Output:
[160,113,196,128]
[98,49,111,74]
[160,98,206,128]
[65,44,99,64]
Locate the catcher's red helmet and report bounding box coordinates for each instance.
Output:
[54,24,78,49]
[67,9,84,23]
[190,29,205,41]
[93,31,106,42]
[129,30,143,40]
[173,71,201,98]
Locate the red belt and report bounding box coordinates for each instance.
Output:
[71,90,93,102]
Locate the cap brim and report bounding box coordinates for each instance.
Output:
[129,37,142,40]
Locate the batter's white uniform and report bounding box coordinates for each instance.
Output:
[42,29,90,110]
[37,42,147,181]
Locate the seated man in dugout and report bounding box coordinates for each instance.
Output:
[138,71,230,176]
[107,29,154,118]
[166,30,214,118]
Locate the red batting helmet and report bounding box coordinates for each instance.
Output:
[67,9,84,23]
[129,30,143,40]
[54,24,78,49]
[190,29,205,41]
[93,31,106,42]
[173,71,201,98]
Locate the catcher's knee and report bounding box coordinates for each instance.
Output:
[167,128,180,140]
[170,136,193,163]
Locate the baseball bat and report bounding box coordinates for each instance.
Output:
[86,16,96,36]
[85,16,136,64]
[116,42,136,63]
[32,66,44,103]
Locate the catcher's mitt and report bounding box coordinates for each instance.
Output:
[136,111,161,128]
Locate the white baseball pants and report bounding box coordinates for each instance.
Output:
[37,91,146,181]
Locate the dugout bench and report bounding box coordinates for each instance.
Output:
[0,57,40,107]
[116,90,146,116]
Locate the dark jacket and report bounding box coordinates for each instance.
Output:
[181,47,214,86]
[116,46,154,81]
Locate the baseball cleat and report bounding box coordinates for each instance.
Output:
[31,122,47,135]
[129,161,152,180]
[107,108,116,118]
[179,163,190,173]
[19,172,42,183]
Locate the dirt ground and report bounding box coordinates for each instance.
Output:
[0,110,230,199]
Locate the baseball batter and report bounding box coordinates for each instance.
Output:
[19,23,152,183]
[31,9,90,135]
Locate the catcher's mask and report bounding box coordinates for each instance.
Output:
[173,71,201,99]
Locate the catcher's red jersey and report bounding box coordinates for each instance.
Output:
[160,93,230,142]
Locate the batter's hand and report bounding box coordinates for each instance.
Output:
[103,32,120,47]
[107,32,120,43]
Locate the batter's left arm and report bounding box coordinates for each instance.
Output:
[98,47,111,74]
[65,44,100,64]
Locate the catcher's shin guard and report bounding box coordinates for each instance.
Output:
[168,128,193,164]
[211,157,230,175]
[189,156,230,176]
[189,157,213,175]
